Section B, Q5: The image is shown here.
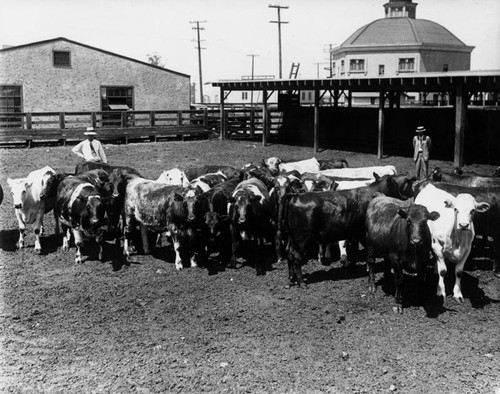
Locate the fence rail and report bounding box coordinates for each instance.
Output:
[0,107,284,147]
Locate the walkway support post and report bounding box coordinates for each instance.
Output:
[377,91,385,159]
[219,88,225,140]
[454,82,467,167]
[262,90,268,146]
[314,89,320,152]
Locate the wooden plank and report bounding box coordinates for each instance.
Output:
[377,91,385,159]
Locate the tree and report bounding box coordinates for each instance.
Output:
[147,53,165,67]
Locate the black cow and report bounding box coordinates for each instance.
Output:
[269,173,304,264]
[429,167,500,188]
[75,161,142,177]
[55,175,106,264]
[242,164,275,190]
[432,182,500,273]
[200,177,241,264]
[228,178,273,275]
[453,167,500,177]
[184,165,242,182]
[281,173,414,286]
[365,196,439,313]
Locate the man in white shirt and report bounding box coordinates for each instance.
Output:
[71,127,108,163]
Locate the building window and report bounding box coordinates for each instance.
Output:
[442,64,449,72]
[242,92,248,100]
[340,60,345,74]
[398,58,415,72]
[331,62,336,76]
[378,65,385,76]
[53,50,71,67]
[0,86,23,128]
[349,59,365,72]
[100,86,134,127]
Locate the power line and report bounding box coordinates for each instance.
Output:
[269,4,288,79]
[190,20,206,104]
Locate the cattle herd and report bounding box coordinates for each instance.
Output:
[4,156,500,314]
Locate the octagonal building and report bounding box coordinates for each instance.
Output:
[330,0,474,79]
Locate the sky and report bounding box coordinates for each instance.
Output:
[1,0,499,100]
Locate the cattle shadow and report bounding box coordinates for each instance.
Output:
[303,261,369,285]
[0,229,19,252]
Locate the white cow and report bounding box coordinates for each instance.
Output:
[415,184,490,302]
[7,166,59,253]
[156,168,189,187]
[320,165,397,180]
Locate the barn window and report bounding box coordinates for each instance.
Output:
[340,60,345,74]
[242,92,248,100]
[349,59,365,72]
[0,85,23,128]
[331,62,336,76]
[378,65,385,76]
[442,64,449,72]
[53,50,71,67]
[100,86,134,127]
[398,58,415,72]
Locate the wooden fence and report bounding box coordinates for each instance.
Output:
[0,107,283,147]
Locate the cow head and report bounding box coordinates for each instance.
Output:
[158,168,189,187]
[205,211,229,239]
[79,193,105,232]
[428,167,442,182]
[108,169,129,200]
[263,157,281,176]
[184,187,208,222]
[7,178,30,209]
[398,205,440,245]
[447,194,490,231]
[40,172,69,200]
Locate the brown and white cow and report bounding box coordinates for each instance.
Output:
[55,175,106,264]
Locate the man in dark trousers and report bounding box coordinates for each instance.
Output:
[413,125,432,180]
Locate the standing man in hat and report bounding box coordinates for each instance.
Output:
[71,127,108,163]
[413,125,432,180]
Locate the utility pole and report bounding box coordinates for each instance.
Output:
[269,4,288,79]
[190,20,206,103]
[247,54,258,106]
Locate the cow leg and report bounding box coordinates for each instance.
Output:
[255,238,264,275]
[366,244,376,293]
[287,240,304,287]
[338,240,348,266]
[73,229,84,264]
[33,212,44,254]
[62,226,71,252]
[392,255,404,314]
[15,212,26,249]
[53,210,60,235]
[276,228,284,265]
[172,236,183,271]
[453,254,470,303]
[318,243,332,266]
[433,245,447,301]
[140,225,150,254]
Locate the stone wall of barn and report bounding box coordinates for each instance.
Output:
[0,40,190,112]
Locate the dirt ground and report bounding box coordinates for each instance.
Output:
[0,139,499,393]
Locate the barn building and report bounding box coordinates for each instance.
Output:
[0,37,191,115]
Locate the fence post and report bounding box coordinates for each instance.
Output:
[177,111,183,126]
[26,113,32,130]
[203,108,208,128]
[59,112,65,129]
[250,108,255,138]
[91,112,97,128]
[150,111,156,127]
[121,112,127,128]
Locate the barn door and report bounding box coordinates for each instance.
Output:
[100,86,134,127]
